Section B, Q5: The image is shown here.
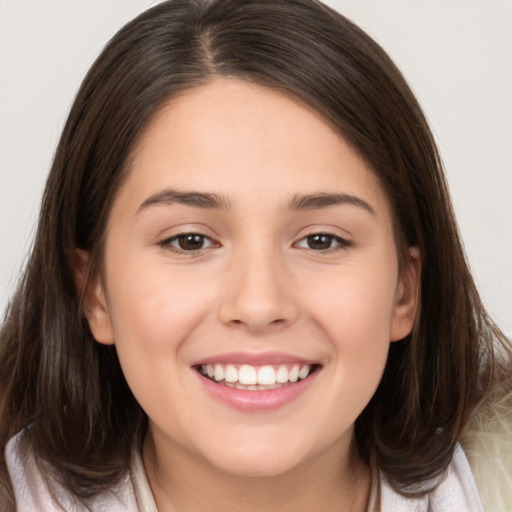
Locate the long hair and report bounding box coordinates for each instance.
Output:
[1,0,510,508]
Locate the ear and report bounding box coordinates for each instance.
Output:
[74,249,115,345]
[390,246,421,342]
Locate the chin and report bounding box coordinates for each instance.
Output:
[201,439,308,478]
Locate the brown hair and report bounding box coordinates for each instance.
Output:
[1,0,510,508]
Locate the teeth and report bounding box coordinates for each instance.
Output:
[214,364,224,382]
[239,365,257,385]
[276,365,289,383]
[299,365,310,380]
[257,365,276,385]
[224,364,238,383]
[200,363,313,386]
[289,365,299,383]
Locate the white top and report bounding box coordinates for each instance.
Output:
[369,444,485,511]
[5,433,484,512]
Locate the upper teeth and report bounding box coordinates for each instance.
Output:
[201,363,312,385]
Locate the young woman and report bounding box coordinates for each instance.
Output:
[1,1,510,511]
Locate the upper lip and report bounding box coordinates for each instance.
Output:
[191,351,320,367]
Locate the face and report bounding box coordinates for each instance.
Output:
[82,78,419,479]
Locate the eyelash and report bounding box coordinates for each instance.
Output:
[159,231,352,254]
[294,233,352,252]
[159,233,218,253]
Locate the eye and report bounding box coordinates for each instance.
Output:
[161,233,216,252]
[295,233,351,251]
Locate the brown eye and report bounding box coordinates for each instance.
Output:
[161,233,216,252]
[295,233,351,251]
[177,234,207,250]
[306,234,334,250]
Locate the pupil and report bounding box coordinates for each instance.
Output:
[179,234,204,250]
[308,234,332,250]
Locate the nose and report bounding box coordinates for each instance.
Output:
[218,247,299,334]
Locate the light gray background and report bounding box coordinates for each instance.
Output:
[1,1,511,337]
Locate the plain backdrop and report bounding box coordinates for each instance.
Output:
[1,0,511,338]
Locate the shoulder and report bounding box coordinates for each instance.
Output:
[377,383,512,512]
[461,379,512,512]
[5,432,140,512]
[377,379,512,512]
[377,445,485,512]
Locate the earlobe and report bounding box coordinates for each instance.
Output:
[390,246,421,342]
[74,249,115,345]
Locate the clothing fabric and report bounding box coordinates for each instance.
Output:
[368,445,485,512]
[5,433,143,512]
[5,432,485,512]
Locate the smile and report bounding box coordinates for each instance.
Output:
[198,363,315,390]
[193,353,321,411]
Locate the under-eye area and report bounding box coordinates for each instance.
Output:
[196,363,321,390]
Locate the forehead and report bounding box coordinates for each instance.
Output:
[116,78,392,221]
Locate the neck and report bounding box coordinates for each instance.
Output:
[143,430,371,512]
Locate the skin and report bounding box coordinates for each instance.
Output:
[80,78,420,511]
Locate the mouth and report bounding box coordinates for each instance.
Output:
[195,362,320,391]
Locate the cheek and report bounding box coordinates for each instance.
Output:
[102,269,218,448]
[103,255,217,400]
[305,265,397,400]
[308,264,398,342]
[106,256,216,342]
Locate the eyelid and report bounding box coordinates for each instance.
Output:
[156,227,352,255]
[293,232,353,252]
[159,231,219,253]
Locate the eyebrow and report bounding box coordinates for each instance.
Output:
[288,193,376,215]
[137,188,375,216]
[137,189,233,212]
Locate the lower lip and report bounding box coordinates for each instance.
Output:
[195,370,318,412]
